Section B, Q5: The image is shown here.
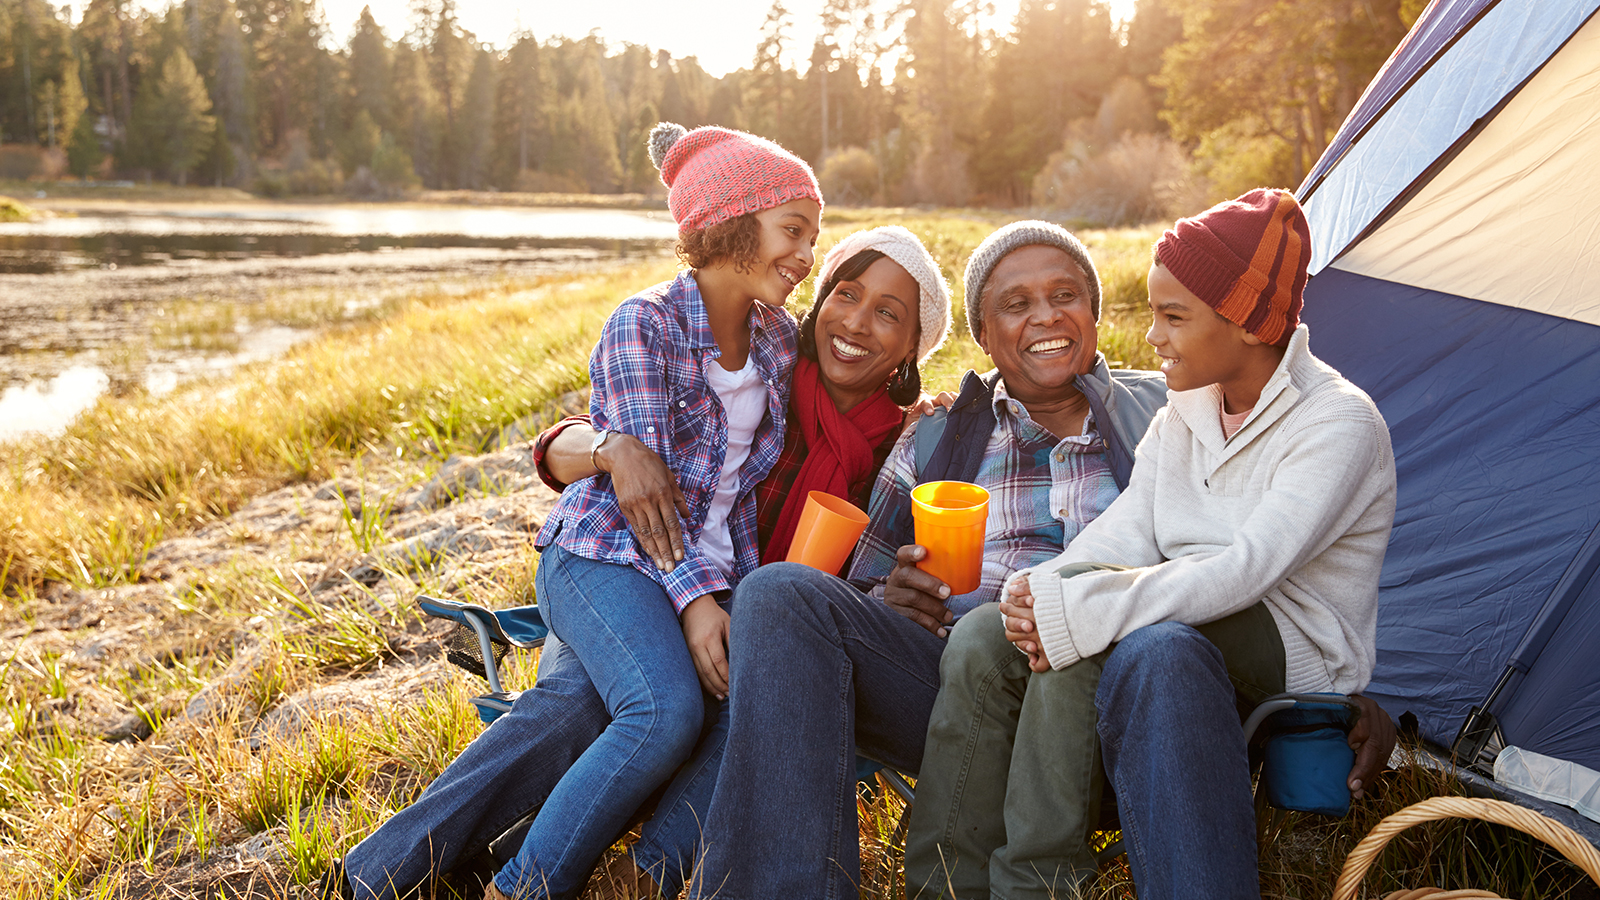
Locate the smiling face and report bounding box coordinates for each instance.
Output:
[1145,261,1253,393]
[814,256,921,412]
[743,198,821,307]
[974,244,1098,406]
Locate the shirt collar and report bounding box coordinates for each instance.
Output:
[991,378,1098,441]
[677,270,781,357]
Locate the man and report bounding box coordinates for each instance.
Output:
[684,220,1394,900]
[905,190,1398,899]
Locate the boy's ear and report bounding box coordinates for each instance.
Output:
[1240,330,1265,347]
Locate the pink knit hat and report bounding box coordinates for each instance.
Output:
[1155,188,1311,346]
[649,122,822,233]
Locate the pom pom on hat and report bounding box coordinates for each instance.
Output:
[1154,188,1311,346]
[648,122,688,172]
[962,221,1101,341]
[647,122,822,233]
[816,226,952,363]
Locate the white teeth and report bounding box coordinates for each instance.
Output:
[832,337,869,358]
[1029,338,1073,353]
[778,268,800,286]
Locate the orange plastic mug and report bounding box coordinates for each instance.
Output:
[910,481,991,595]
[786,491,872,575]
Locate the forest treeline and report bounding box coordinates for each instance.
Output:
[0,0,1419,221]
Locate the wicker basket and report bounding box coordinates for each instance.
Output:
[1332,796,1600,900]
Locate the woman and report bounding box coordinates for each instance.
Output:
[533,225,952,899]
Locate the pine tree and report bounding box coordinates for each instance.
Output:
[154,46,216,183]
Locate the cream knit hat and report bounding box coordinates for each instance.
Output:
[815,225,952,362]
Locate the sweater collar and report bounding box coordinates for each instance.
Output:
[1168,323,1315,459]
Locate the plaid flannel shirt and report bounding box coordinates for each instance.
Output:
[535,270,798,612]
[846,379,1120,618]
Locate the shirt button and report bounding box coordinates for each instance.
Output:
[647,426,656,434]
[678,400,687,408]
[1054,452,1065,462]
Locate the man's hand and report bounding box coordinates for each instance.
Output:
[1347,694,1397,799]
[681,594,730,700]
[884,545,955,638]
[599,433,691,572]
[1001,576,1051,672]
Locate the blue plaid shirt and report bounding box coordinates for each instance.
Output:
[847,379,1120,618]
[536,270,799,612]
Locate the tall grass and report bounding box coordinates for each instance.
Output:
[0,263,670,591]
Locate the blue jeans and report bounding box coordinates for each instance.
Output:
[341,633,608,899]
[1097,622,1276,900]
[488,544,711,899]
[688,562,948,900]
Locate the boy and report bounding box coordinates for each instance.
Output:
[903,189,1398,900]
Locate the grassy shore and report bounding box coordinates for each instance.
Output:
[1,212,1592,899]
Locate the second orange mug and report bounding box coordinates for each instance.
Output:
[785,491,871,575]
[911,480,991,595]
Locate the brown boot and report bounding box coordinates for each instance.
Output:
[483,881,511,900]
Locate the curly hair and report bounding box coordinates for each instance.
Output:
[799,248,923,406]
[676,214,763,272]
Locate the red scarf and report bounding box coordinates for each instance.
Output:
[764,355,904,565]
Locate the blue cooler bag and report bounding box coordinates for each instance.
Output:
[1258,695,1358,817]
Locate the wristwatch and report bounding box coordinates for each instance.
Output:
[590,429,615,471]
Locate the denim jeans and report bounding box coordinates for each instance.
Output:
[687,562,948,900]
[904,601,1109,900]
[489,544,711,899]
[1097,617,1286,900]
[341,632,608,900]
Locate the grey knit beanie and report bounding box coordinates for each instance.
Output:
[963,221,1100,340]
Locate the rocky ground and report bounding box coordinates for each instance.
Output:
[1,396,590,897]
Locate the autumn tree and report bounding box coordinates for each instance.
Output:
[1159,0,1406,190]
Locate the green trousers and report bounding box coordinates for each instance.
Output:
[903,563,1286,900]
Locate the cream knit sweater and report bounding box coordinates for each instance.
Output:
[1025,325,1397,693]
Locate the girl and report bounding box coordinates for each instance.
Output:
[490,123,822,900]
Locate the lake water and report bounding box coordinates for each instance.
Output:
[0,201,678,441]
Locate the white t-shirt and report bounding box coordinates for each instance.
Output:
[697,354,768,576]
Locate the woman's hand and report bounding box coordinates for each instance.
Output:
[681,594,731,699]
[910,390,961,417]
[598,432,691,572]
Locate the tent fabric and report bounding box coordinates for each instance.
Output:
[1300,1,1600,273]
[1335,11,1600,327]
[1299,269,1600,772]
[1301,0,1499,194]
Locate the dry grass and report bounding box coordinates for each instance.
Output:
[2,212,1593,899]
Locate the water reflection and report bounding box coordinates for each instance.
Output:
[0,203,678,273]
[0,201,679,440]
[0,366,111,440]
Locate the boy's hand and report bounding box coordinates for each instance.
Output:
[681,594,730,700]
[884,544,955,638]
[1346,694,1397,799]
[600,433,691,572]
[1001,576,1051,671]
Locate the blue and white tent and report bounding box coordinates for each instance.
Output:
[1297,0,1600,831]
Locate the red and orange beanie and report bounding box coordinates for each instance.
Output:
[1155,188,1311,346]
[648,122,822,234]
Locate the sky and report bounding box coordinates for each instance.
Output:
[306,0,1140,77]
